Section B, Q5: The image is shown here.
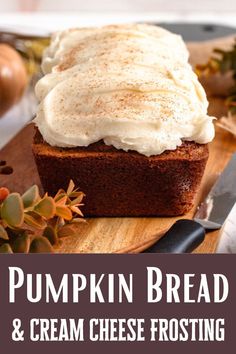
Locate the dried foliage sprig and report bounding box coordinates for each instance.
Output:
[0,30,49,79]
[0,180,85,253]
[217,112,236,137]
[196,38,236,114]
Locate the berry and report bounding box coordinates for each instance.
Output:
[0,187,9,202]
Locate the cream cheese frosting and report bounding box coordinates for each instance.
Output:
[34,24,215,156]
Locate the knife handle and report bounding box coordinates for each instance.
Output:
[144,219,205,253]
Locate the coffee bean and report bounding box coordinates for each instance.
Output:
[0,166,13,175]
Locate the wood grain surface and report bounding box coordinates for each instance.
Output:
[0,98,236,253]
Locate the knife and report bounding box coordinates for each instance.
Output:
[144,152,236,253]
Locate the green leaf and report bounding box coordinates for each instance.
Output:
[12,233,31,253]
[56,206,72,221]
[1,193,24,228]
[0,243,13,253]
[30,236,54,253]
[0,225,9,240]
[24,211,47,229]
[22,185,40,208]
[34,196,56,219]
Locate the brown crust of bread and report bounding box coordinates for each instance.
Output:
[32,129,209,216]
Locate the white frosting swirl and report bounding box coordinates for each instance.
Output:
[34,24,215,156]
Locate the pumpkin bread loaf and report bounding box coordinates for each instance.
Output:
[33,129,209,216]
[33,24,214,216]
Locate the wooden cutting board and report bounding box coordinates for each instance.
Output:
[0,98,236,253]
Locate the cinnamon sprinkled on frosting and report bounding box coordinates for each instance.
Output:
[34,24,215,156]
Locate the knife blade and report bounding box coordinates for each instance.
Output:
[144,152,236,253]
[194,153,236,229]
[215,203,236,253]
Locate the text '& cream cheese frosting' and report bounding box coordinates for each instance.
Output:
[34,24,215,156]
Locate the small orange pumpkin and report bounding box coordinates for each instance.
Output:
[0,44,28,117]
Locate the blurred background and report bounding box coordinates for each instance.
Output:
[1,0,236,34]
[0,0,236,13]
[1,0,236,252]
[0,0,236,148]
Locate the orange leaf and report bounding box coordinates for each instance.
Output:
[70,193,84,206]
[34,196,56,219]
[55,206,72,221]
[54,190,66,202]
[55,195,67,206]
[70,206,84,217]
[67,180,75,195]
